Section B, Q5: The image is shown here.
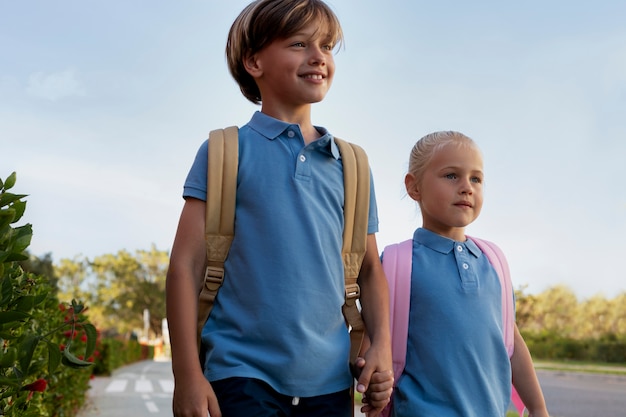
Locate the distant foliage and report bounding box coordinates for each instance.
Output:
[516,284,626,363]
[55,246,168,338]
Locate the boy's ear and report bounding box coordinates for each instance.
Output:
[405,173,420,201]
[243,53,262,78]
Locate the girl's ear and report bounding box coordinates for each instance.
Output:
[243,53,262,78]
[405,173,420,201]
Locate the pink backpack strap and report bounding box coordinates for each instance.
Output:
[467,236,514,356]
[382,239,413,383]
[468,236,526,415]
[381,239,412,417]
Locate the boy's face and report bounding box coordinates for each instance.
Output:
[245,21,336,108]
[406,144,484,241]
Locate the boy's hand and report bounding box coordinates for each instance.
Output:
[353,355,394,416]
[172,372,221,417]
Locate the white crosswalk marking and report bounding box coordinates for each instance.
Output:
[105,379,128,393]
[159,379,174,393]
[145,401,159,413]
[135,379,153,393]
[103,376,174,396]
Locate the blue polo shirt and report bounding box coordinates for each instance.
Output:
[391,228,511,417]
[183,111,379,397]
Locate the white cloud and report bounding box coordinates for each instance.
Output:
[26,68,86,101]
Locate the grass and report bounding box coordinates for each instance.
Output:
[534,359,626,376]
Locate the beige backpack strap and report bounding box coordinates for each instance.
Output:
[335,137,370,365]
[197,126,239,345]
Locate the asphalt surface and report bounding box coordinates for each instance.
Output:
[78,359,626,417]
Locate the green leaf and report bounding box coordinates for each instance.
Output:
[0,208,15,229]
[82,323,98,359]
[61,347,93,368]
[3,172,16,190]
[46,341,62,374]
[0,311,29,325]
[0,192,27,208]
[0,277,14,306]
[0,375,21,388]
[11,225,32,253]
[0,347,17,367]
[71,299,85,314]
[14,296,35,312]
[18,334,40,374]
[5,253,28,262]
[32,293,47,307]
[11,201,26,223]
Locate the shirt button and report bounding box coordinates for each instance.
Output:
[287,130,295,138]
[299,155,306,162]
[462,263,469,270]
[457,245,463,252]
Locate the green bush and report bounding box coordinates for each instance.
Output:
[0,172,97,416]
[523,330,626,363]
[92,338,151,376]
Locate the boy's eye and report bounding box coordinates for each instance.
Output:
[471,176,482,184]
[445,173,457,180]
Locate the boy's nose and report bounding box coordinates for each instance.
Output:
[309,47,326,65]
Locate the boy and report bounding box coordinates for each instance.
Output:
[165,1,393,416]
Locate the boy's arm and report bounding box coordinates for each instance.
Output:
[166,198,222,417]
[510,323,549,417]
[355,234,394,416]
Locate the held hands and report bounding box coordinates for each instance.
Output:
[353,355,394,417]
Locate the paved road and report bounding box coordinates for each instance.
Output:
[536,370,626,417]
[78,359,174,417]
[79,360,626,417]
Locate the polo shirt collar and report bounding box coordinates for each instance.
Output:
[248,111,340,160]
[414,227,482,258]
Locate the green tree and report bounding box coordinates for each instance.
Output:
[55,245,168,338]
[532,285,579,338]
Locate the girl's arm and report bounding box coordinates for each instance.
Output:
[166,198,222,417]
[510,323,550,417]
[356,234,394,415]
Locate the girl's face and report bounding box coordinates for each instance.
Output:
[406,143,484,242]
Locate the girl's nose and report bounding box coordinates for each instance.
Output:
[459,178,473,194]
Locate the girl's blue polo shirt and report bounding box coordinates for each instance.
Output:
[391,228,511,417]
[183,111,378,397]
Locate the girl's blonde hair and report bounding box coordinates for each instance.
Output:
[408,131,479,183]
[226,0,343,104]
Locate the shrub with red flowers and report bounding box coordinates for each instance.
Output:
[0,173,97,416]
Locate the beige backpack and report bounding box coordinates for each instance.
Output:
[196,126,370,367]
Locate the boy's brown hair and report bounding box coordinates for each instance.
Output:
[226,0,343,104]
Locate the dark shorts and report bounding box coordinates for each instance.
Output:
[211,377,352,417]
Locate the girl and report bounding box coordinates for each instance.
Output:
[383,131,549,417]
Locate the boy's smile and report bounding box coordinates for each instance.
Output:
[245,21,335,112]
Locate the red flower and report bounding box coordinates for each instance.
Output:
[22,379,47,392]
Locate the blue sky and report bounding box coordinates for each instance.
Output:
[2,1,625,298]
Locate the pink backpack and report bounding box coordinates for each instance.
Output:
[381,237,525,417]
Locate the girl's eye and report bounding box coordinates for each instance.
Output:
[292,42,305,47]
[445,173,457,180]
[471,177,483,184]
